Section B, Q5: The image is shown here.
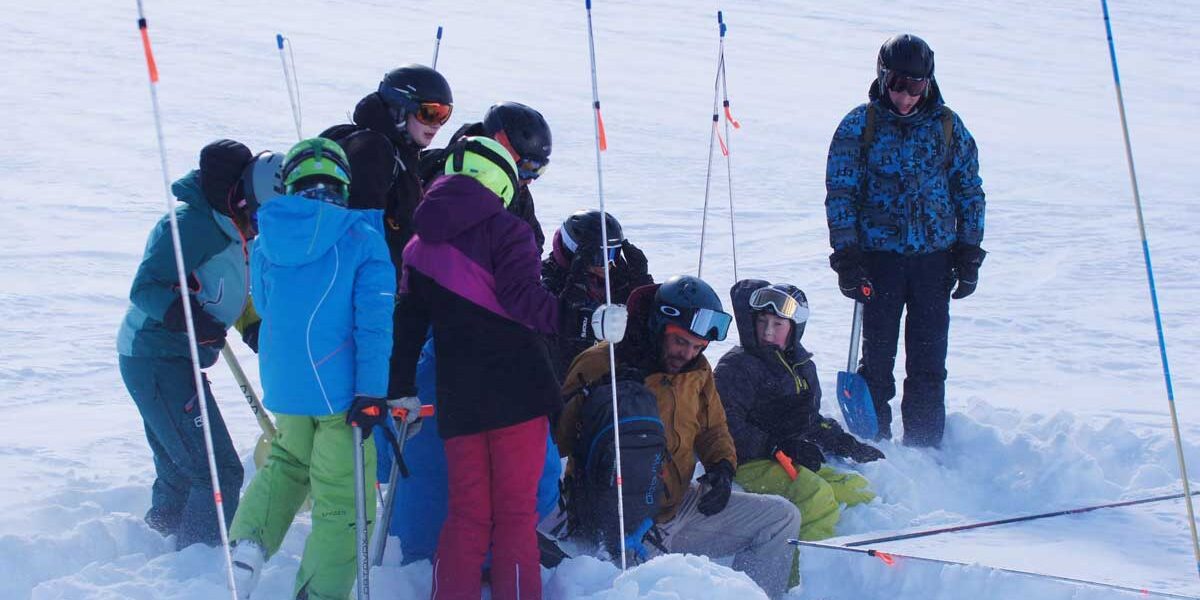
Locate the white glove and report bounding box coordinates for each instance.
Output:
[591,304,628,344]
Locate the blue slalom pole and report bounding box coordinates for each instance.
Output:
[1100,0,1200,579]
[432,25,443,69]
[276,33,302,140]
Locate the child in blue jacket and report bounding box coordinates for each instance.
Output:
[228,138,395,600]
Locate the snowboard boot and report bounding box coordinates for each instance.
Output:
[231,539,266,599]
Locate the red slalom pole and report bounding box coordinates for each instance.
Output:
[134,3,239,598]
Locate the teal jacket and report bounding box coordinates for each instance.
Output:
[252,194,394,416]
[117,171,249,368]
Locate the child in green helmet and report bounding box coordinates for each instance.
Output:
[228,137,396,600]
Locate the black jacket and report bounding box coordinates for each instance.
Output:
[320,93,425,276]
[713,279,849,464]
[419,122,546,254]
[541,235,653,382]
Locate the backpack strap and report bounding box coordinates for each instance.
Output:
[941,107,957,170]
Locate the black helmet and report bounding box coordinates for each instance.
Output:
[877,33,935,81]
[377,64,453,119]
[559,209,624,267]
[483,102,552,164]
[652,275,731,342]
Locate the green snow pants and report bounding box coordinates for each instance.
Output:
[230,413,376,600]
[735,459,875,541]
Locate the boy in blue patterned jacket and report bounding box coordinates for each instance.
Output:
[229,138,395,600]
[824,34,986,447]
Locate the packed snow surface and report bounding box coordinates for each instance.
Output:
[2,0,1198,598]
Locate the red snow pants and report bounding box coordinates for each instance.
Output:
[432,416,548,600]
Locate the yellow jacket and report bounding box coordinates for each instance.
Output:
[556,342,737,523]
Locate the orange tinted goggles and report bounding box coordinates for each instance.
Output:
[415,102,453,126]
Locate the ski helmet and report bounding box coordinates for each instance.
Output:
[748,283,810,340]
[377,64,453,122]
[876,34,935,95]
[652,275,732,342]
[240,150,285,214]
[483,102,552,178]
[559,209,624,267]
[444,136,519,207]
[281,138,352,206]
[199,139,253,216]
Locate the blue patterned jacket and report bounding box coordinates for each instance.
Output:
[825,82,985,254]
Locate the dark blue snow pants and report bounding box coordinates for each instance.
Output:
[119,354,243,549]
[860,251,953,447]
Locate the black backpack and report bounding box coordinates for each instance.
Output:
[565,377,666,557]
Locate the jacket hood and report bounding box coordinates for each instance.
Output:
[411,175,505,243]
[172,170,240,243]
[867,78,945,123]
[255,194,361,266]
[354,92,418,151]
[729,278,812,362]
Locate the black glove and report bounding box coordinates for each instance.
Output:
[829,248,875,303]
[775,436,825,473]
[240,321,261,354]
[345,396,387,437]
[559,296,599,341]
[162,296,227,347]
[827,431,885,463]
[950,244,987,300]
[696,460,735,516]
[618,242,649,279]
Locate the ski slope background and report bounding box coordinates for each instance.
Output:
[2,0,1198,598]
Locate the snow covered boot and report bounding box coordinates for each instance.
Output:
[231,539,266,599]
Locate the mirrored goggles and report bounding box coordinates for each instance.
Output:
[749,287,809,325]
[516,156,549,181]
[884,70,930,96]
[414,101,453,126]
[660,305,732,342]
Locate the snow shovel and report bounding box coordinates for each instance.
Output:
[836,302,879,440]
[370,402,434,567]
[221,346,274,468]
[353,423,371,600]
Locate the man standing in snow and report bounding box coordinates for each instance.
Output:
[555,275,801,599]
[824,34,986,447]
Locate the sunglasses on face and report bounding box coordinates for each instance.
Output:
[516,156,549,181]
[414,101,453,127]
[749,287,809,324]
[884,70,930,97]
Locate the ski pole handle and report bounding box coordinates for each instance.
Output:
[388,403,435,421]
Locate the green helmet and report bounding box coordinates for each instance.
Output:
[282,137,352,204]
[444,136,519,207]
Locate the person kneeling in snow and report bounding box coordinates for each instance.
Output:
[118,139,268,550]
[554,275,801,599]
[714,279,884,549]
[228,137,396,600]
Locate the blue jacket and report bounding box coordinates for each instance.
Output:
[117,171,249,368]
[825,82,985,254]
[251,194,395,416]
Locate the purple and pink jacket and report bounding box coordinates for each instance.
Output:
[390,175,563,438]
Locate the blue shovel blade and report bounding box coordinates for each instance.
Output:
[837,371,879,440]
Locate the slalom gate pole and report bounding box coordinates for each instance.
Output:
[791,539,1196,600]
[583,0,627,571]
[134,3,238,598]
[432,25,443,69]
[716,11,740,281]
[1100,0,1200,580]
[275,34,303,140]
[695,13,724,279]
[846,490,1200,547]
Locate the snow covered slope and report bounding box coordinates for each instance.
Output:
[1,0,1198,598]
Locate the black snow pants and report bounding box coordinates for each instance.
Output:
[860,250,953,447]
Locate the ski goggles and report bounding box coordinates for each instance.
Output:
[516,156,549,181]
[295,183,349,207]
[414,101,454,126]
[883,70,930,96]
[749,287,809,325]
[659,305,732,342]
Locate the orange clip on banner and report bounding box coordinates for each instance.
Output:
[139,24,159,83]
